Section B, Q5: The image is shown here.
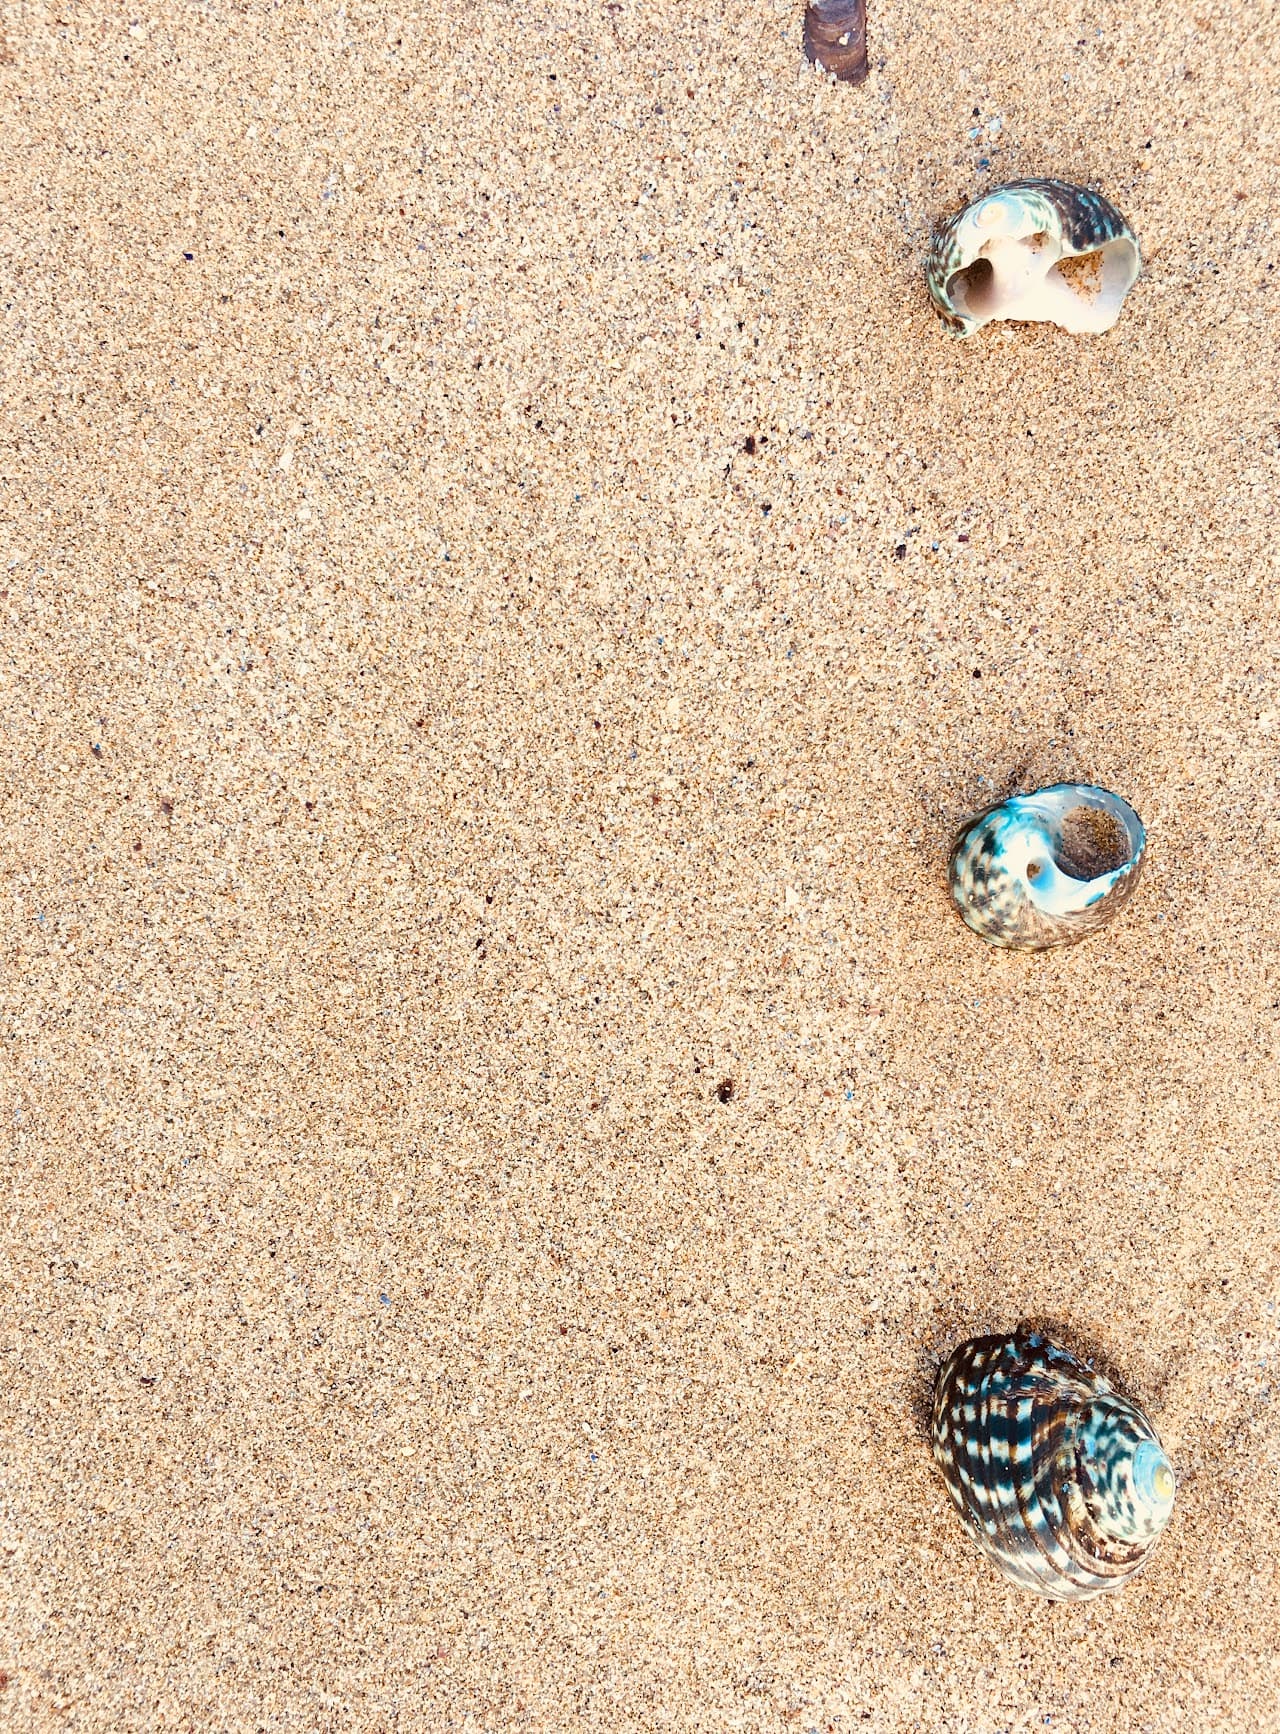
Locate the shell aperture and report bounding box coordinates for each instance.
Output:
[926,180,1140,337]
[932,1330,1175,1601]
[948,783,1146,950]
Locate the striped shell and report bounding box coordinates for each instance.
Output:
[948,783,1146,951]
[932,1330,1175,1601]
[926,180,1140,337]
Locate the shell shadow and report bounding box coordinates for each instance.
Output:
[906,1337,942,1450]
[904,747,1103,890]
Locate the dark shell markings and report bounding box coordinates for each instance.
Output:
[932,1329,1176,1601]
[926,180,1141,337]
[948,783,1146,951]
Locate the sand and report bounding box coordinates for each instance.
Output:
[1,0,1278,1727]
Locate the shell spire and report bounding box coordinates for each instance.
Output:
[932,1329,1176,1600]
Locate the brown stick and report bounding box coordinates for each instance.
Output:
[803,0,869,84]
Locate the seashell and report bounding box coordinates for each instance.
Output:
[925,179,1140,337]
[932,1328,1175,1601]
[803,0,868,83]
[948,782,1145,951]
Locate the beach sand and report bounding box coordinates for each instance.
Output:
[1,0,1277,1726]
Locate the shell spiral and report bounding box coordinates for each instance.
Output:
[948,783,1145,951]
[932,1330,1175,1601]
[925,179,1140,337]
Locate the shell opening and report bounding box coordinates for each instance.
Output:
[944,257,995,322]
[933,199,1140,337]
[1049,237,1140,325]
[943,232,1056,325]
[1052,805,1134,882]
[1053,249,1105,298]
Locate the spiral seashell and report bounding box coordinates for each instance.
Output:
[925,180,1140,337]
[932,1329,1175,1601]
[948,783,1146,951]
[803,0,868,83]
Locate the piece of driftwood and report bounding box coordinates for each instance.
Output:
[803,0,868,83]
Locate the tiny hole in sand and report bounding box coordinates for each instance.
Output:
[1055,807,1132,880]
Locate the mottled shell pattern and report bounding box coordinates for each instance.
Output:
[926,180,1140,337]
[932,1330,1175,1601]
[948,783,1146,951]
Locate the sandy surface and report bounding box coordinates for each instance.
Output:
[2,0,1278,1727]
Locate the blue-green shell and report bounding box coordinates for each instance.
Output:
[932,1330,1175,1600]
[948,783,1146,951]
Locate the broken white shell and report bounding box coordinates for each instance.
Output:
[926,180,1140,337]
